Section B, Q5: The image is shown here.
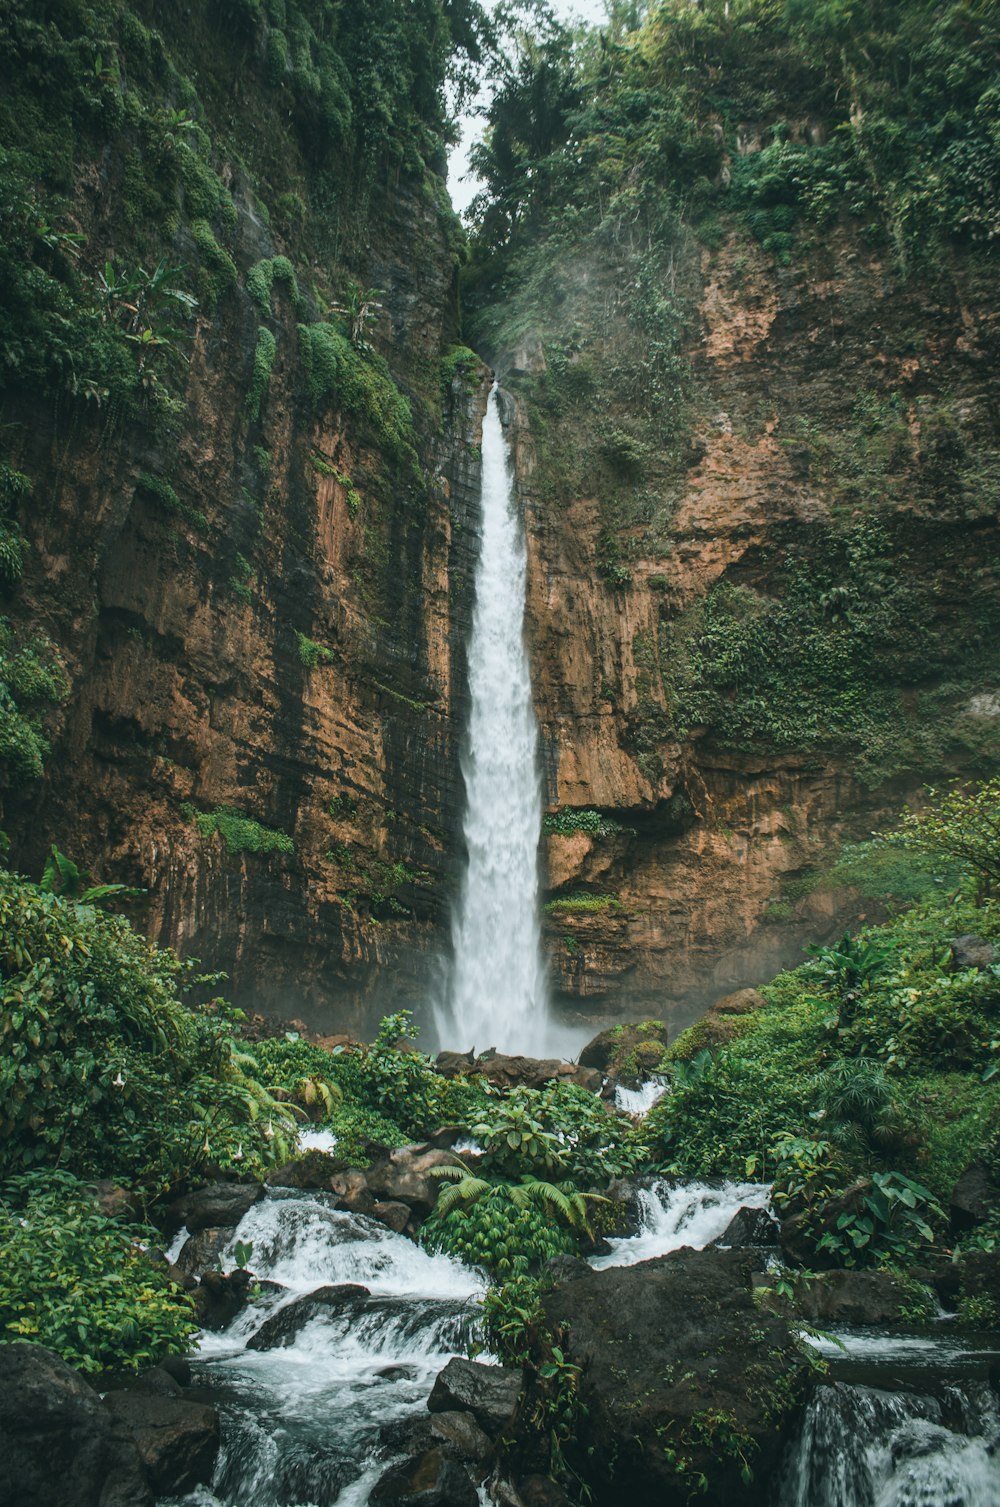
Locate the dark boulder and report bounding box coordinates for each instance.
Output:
[267,1151,347,1189]
[793,1270,909,1326]
[534,1247,810,1505]
[715,1205,781,1250]
[174,1225,236,1278]
[192,1267,254,1331]
[949,1162,1000,1232]
[165,1181,263,1235]
[517,1477,571,1507]
[429,1411,493,1463]
[544,1255,592,1283]
[371,1199,413,1234]
[103,1391,219,1497]
[366,1146,465,1216]
[949,935,999,971]
[246,1285,371,1350]
[427,1358,523,1437]
[369,1448,478,1507]
[0,1343,152,1507]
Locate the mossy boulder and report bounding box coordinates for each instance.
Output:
[531,1247,810,1506]
[579,1020,669,1077]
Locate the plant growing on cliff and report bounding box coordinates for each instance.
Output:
[0,618,68,787]
[327,281,384,352]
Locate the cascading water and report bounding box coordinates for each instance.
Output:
[435,384,551,1056]
[163,1189,483,1507]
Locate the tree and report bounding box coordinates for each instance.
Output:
[899,778,1000,904]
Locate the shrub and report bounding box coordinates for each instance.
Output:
[245,326,276,422]
[421,1181,579,1278]
[0,868,291,1188]
[0,1171,198,1372]
[0,619,68,786]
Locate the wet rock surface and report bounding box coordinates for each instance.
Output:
[369,1448,479,1507]
[166,1182,264,1235]
[427,1358,523,1437]
[246,1284,372,1350]
[531,1247,810,1505]
[0,1343,152,1507]
[102,1390,220,1497]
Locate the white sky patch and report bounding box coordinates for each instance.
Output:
[448,0,612,216]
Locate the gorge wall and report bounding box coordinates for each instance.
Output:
[2,1,998,1040]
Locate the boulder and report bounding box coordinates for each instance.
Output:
[949,935,999,971]
[246,1285,371,1350]
[174,1225,235,1278]
[165,1181,263,1235]
[366,1146,465,1215]
[267,1151,347,1189]
[0,1343,152,1507]
[369,1448,478,1507]
[103,1391,219,1497]
[793,1270,908,1326]
[429,1410,493,1463]
[90,1180,139,1221]
[534,1247,810,1505]
[579,1022,669,1076]
[427,1358,523,1437]
[516,1476,571,1507]
[329,1167,378,1214]
[715,1206,781,1250]
[371,1199,413,1234]
[949,1162,1000,1232]
[192,1268,254,1331]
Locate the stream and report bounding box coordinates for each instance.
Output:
[162,1180,1000,1507]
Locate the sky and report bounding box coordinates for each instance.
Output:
[447,0,611,215]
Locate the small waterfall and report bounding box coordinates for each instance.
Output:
[169,1190,484,1507]
[777,1380,1000,1506]
[590,1178,772,1268]
[436,384,550,1056]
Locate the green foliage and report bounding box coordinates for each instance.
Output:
[421,1180,579,1278]
[542,809,624,839]
[245,256,304,318]
[469,1081,645,1186]
[439,344,482,400]
[190,218,237,308]
[0,618,68,786]
[246,326,277,422]
[899,778,1000,904]
[0,1171,198,1372]
[0,868,290,1187]
[297,322,417,471]
[296,632,333,669]
[816,1171,944,1268]
[183,804,294,856]
[544,892,623,914]
[0,463,29,587]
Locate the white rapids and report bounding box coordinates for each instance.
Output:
[591,1178,773,1269]
[162,1190,483,1507]
[435,385,553,1058]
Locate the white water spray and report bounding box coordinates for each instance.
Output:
[436,385,550,1055]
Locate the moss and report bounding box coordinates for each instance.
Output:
[296,632,333,668]
[439,343,482,400]
[296,323,417,472]
[544,892,624,914]
[182,803,294,856]
[246,327,277,423]
[190,218,237,308]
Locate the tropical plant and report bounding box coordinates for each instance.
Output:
[327,281,384,351]
[0,1170,198,1372]
[806,931,896,1021]
[899,778,1000,904]
[816,1171,943,1268]
[38,844,142,907]
[420,1174,586,1278]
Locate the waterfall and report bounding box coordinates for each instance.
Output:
[436,384,550,1056]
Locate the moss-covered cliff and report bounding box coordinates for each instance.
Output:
[465,0,1000,1026]
[2,0,998,1039]
[0,0,491,1030]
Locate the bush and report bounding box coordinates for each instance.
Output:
[421,1182,578,1278]
[0,1171,198,1372]
[0,868,288,1188]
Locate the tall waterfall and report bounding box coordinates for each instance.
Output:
[436,384,550,1055]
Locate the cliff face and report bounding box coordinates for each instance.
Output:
[509,227,1000,1030]
[0,1,490,1035]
